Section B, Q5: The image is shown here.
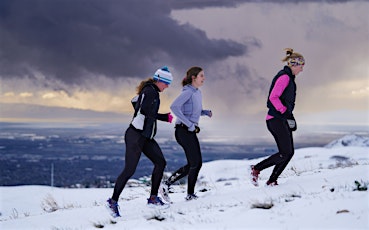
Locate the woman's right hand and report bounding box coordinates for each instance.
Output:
[188,124,200,133]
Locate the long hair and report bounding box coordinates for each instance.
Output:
[136,78,156,94]
[182,66,203,87]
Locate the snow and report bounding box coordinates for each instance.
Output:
[325,134,369,148]
[1,135,369,230]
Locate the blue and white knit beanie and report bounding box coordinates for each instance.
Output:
[153,66,173,85]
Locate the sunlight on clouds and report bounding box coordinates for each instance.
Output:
[19,92,33,98]
[36,85,174,115]
[41,90,70,101]
[37,89,135,113]
[69,90,133,113]
[351,87,369,96]
[0,75,141,114]
[42,92,57,99]
[332,80,369,99]
[4,92,15,97]
[44,83,181,115]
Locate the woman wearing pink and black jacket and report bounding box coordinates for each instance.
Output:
[250,48,305,186]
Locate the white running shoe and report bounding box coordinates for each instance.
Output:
[159,182,172,203]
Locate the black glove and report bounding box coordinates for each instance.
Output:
[286,114,297,131]
[194,126,200,133]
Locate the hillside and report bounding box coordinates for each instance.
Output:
[1,135,368,229]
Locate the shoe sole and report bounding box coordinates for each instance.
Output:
[251,181,259,187]
[185,195,199,201]
[147,203,170,209]
[159,184,172,203]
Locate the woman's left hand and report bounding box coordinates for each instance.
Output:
[205,110,212,118]
[167,113,173,123]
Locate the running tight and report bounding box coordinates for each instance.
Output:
[112,127,166,201]
[254,118,294,182]
[167,126,202,194]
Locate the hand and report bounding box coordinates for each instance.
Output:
[286,114,297,131]
[188,124,195,132]
[188,124,200,133]
[168,113,173,123]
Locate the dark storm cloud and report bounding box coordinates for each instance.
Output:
[0,0,248,84]
[167,0,359,9]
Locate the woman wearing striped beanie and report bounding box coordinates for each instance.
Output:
[107,66,174,217]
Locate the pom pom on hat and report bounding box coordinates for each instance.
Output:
[153,66,173,85]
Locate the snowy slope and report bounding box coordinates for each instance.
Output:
[325,134,369,148]
[1,135,368,230]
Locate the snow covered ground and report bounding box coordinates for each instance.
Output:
[1,135,368,230]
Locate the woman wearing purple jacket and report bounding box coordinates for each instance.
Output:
[251,48,305,186]
[160,66,212,201]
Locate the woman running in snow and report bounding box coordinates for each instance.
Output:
[107,66,174,217]
[251,48,305,186]
[161,66,212,201]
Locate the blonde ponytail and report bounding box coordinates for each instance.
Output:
[281,48,305,66]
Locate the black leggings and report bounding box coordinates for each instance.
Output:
[254,118,294,182]
[167,125,202,194]
[112,127,166,201]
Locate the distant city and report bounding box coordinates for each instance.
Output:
[1,122,367,188]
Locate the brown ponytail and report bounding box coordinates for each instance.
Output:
[182,66,203,87]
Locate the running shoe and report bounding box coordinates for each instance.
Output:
[147,195,170,209]
[250,165,260,186]
[185,193,198,201]
[266,180,278,186]
[106,198,121,218]
[159,182,172,203]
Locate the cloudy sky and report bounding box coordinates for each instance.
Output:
[0,0,368,136]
